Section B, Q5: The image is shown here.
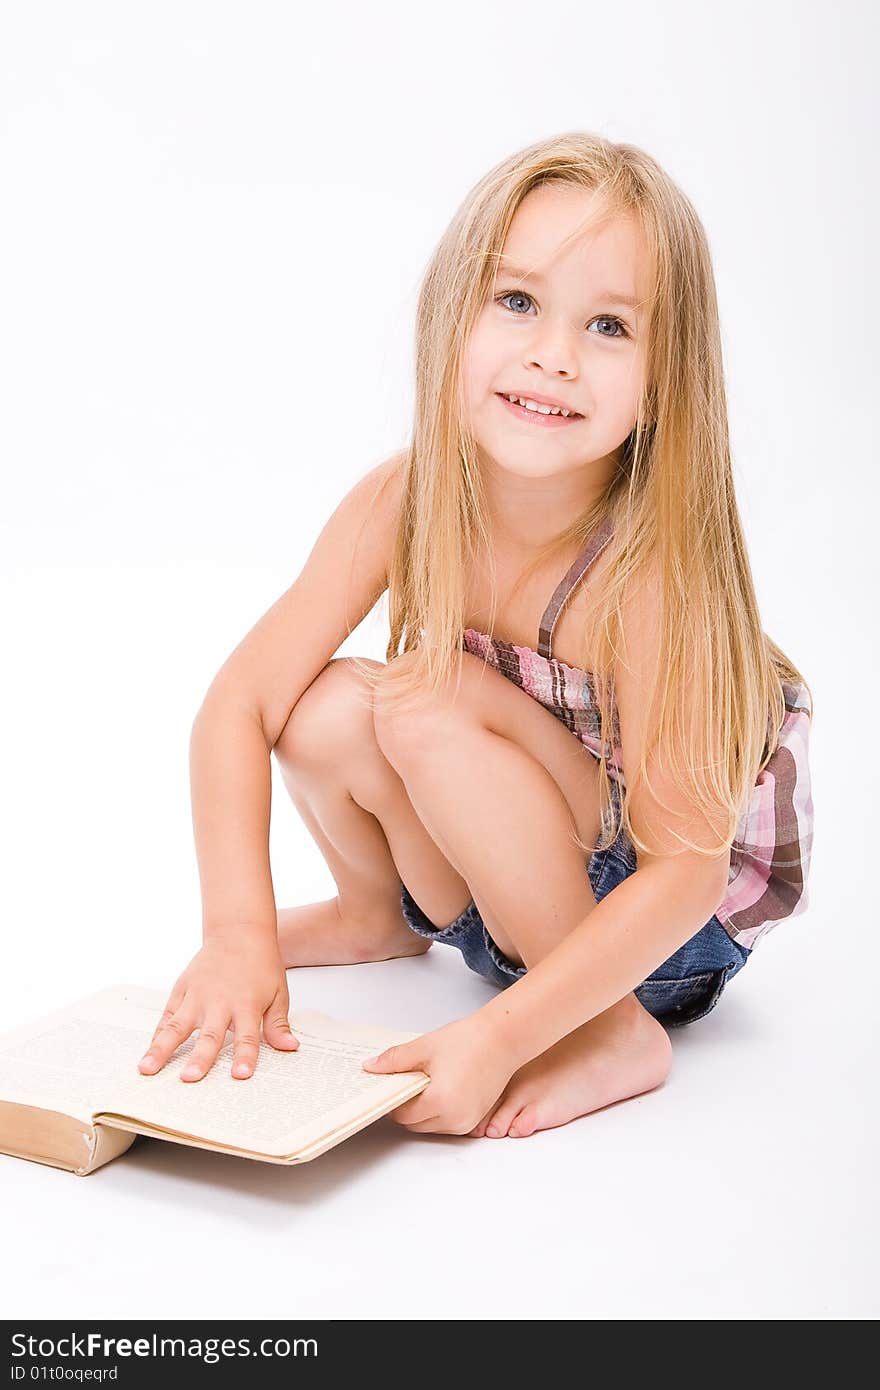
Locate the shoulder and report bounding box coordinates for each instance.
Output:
[372,446,408,525]
[355,446,407,513]
[348,447,408,587]
[373,446,408,494]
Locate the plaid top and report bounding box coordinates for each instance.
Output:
[462,519,814,951]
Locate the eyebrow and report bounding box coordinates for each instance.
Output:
[496,260,642,309]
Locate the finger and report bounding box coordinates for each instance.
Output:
[229,1014,264,1079]
[387,1087,444,1125]
[139,1003,196,1074]
[397,1115,445,1132]
[404,1114,472,1135]
[141,987,187,1058]
[387,1095,429,1123]
[262,988,300,1054]
[362,1042,423,1075]
[180,1016,232,1082]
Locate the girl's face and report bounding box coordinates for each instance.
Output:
[463,184,652,496]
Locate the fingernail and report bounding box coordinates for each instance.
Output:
[233,1061,250,1077]
[363,1056,377,1066]
[140,1054,154,1068]
[182,1064,199,1079]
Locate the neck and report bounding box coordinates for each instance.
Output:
[478,451,617,550]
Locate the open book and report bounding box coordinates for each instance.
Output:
[0,984,431,1175]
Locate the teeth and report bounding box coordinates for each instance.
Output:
[504,394,575,417]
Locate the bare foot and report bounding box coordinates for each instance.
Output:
[277,896,432,968]
[468,992,672,1139]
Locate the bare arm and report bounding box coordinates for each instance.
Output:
[192,448,405,939]
[189,707,278,940]
[139,450,407,1081]
[478,860,728,1072]
[198,449,404,749]
[479,559,730,1069]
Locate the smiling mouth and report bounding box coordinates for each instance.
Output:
[495,393,584,422]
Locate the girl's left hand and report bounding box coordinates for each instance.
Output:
[362,1012,514,1135]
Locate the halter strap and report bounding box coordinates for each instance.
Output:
[537,518,614,660]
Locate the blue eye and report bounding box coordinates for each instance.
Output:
[494,289,630,340]
[497,290,535,316]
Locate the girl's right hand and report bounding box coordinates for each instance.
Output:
[137,935,300,1082]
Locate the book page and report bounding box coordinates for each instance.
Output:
[0,989,137,1124]
[0,984,431,1159]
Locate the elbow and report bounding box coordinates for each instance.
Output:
[638,853,730,916]
[702,858,732,916]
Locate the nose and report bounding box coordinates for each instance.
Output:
[523,316,579,377]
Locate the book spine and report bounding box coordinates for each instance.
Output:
[76,1123,139,1175]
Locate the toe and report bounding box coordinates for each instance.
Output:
[485,1095,524,1138]
[466,1106,497,1138]
[507,1103,541,1138]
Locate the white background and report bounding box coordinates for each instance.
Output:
[1,0,877,1321]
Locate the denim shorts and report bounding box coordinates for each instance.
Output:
[400,786,751,1028]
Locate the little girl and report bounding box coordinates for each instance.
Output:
[138,132,814,1141]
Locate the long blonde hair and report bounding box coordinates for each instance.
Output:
[351,131,812,860]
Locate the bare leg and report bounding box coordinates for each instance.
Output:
[374,718,601,970]
[275,764,467,965]
[272,659,473,967]
[480,992,672,1140]
[274,772,433,966]
[374,705,673,1139]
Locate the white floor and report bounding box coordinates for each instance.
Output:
[2,910,877,1320]
[1,569,876,1321]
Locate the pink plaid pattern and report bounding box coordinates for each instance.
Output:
[461,520,813,951]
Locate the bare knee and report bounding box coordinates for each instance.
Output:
[273,657,383,770]
[373,651,604,853]
[371,649,463,768]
